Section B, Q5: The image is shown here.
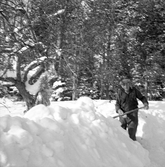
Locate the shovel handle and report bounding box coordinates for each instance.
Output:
[113,106,145,119]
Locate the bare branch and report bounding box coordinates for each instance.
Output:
[0,76,16,84]
[0,55,12,78]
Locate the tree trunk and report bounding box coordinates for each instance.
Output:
[15,82,36,112]
[72,75,77,100]
[144,79,149,100]
[105,83,109,99]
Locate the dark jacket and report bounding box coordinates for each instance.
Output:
[116,87,148,114]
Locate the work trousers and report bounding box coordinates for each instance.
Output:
[119,112,138,141]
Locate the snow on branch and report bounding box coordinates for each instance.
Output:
[22,56,47,83]
[28,65,45,85]
[48,9,65,18]
[0,76,16,84]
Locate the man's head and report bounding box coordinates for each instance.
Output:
[120,78,132,93]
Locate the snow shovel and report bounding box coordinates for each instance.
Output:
[113,106,145,119]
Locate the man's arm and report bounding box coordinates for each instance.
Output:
[115,89,121,113]
[135,88,149,109]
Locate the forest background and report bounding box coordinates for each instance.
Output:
[0,0,165,110]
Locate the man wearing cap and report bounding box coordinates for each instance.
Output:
[115,78,149,141]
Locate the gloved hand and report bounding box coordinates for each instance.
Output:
[118,109,127,118]
[144,103,149,110]
[118,109,123,115]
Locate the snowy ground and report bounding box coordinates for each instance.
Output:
[0,97,165,167]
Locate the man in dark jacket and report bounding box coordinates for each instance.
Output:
[115,78,149,141]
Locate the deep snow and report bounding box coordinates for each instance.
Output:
[0,97,165,167]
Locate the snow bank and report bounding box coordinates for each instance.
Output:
[0,97,150,167]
